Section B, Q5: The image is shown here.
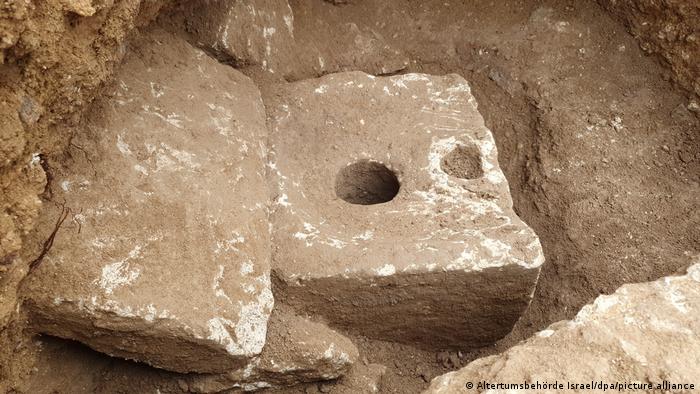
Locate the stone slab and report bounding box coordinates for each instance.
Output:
[267,72,544,349]
[23,30,272,374]
[425,260,700,393]
[185,308,358,392]
[333,363,387,394]
[182,0,297,76]
[182,0,408,78]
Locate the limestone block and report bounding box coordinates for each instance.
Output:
[186,309,358,392]
[425,262,700,394]
[267,72,544,349]
[23,30,272,374]
[182,0,408,78]
[183,0,297,75]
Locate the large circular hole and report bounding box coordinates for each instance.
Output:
[335,160,400,205]
[440,145,483,179]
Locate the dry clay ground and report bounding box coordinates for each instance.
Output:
[3,0,699,393]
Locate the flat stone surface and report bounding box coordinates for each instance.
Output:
[23,30,272,374]
[267,72,543,349]
[425,261,700,394]
[186,308,358,392]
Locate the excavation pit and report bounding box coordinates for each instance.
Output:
[335,160,400,205]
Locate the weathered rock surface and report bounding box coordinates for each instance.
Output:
[290,1,409,76]
[1,1,167,388]
[267,72,544,349]
[1,0,166,325]
[425,261,700,393]
[22,30,273,374]
[181,0,297,76]
[186,308,358,392]
[178,0,408,79]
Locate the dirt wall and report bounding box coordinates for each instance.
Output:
[598,0,700,101]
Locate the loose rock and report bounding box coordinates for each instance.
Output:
[23,29,273,374]
[181,0,297,76]
[185,308,358,392]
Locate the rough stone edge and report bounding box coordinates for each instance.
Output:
[424,260,700,393]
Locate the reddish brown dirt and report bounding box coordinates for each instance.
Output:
[1,0,698,393]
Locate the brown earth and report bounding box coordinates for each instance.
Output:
[598,0,700,100]
[0,0,698,393]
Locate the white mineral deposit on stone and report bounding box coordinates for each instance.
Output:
[97,245,143,295]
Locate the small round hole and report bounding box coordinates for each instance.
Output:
[335,160,400,205]
[440,145,483,179]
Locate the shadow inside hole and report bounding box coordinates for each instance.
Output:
[335,160,400,205]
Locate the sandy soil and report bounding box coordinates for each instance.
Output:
[1,0,698,393]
